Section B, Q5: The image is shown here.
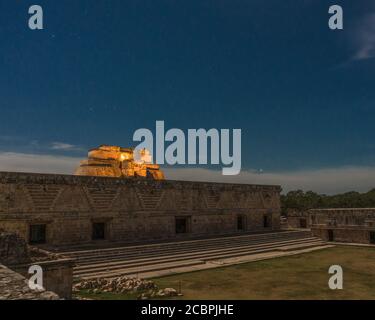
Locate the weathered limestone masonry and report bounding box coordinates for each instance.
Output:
[0,264,59,300]
[286,209,310,229]
[310,208,375,244]
[0,171,281,246]
[0,230,74,299]
[10,256,74,299]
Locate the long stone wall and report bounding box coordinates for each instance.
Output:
[309,208,375,226]
[0,171,281,245]
[310,208,375,244]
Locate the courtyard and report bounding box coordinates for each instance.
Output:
[76,246,375,300]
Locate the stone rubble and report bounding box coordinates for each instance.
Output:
[73,276,181,299]
[0,264,59,300]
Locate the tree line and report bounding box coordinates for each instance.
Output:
[281,188,375,215]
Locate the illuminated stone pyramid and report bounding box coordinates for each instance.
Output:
[75,145,165,180]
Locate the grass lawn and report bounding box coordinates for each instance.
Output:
[76,246,375,300]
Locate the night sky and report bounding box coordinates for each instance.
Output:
[1,1,375,192]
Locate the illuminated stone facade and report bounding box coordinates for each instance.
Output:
[75,145,164,180]
[0,172,281,246]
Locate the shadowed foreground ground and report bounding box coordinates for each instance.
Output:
[77,246,375,300]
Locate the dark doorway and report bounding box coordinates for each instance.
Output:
[29,224,46,244]
[370,232,375,244]
[300,219,307,228]
[237,215,246,231]
[175,217,190,234]
[263,215,270,228]
[92,223,106,240]
[328,229,334,242]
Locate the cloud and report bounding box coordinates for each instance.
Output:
[0,136,86,155]
[164,166,375,195]
[0,152,80,175]
[0,152,374,194]
[353,13,375,61]
[50,142,84,152]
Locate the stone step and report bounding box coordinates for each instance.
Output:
[129,244,334,280]
[70,231,319,280]
[72,237,319,266]
[77,260,206,280]
[64,230,312,258]
[202,241,325,262]
[69,236,313,263]
[74,237,320,269]
[73,239,323,275]
[276,241,326,251]
[75,240,324,280]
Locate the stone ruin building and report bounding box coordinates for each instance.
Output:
[4,145,374,299]
[75,145,165,180]
[0,144,282,246]
[285,209,311,229]
[286,208,375,244]
[0,150,284,300]
[0,171,281,246]
[310,208,375,244]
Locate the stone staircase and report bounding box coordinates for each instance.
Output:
[61,230,327,280]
